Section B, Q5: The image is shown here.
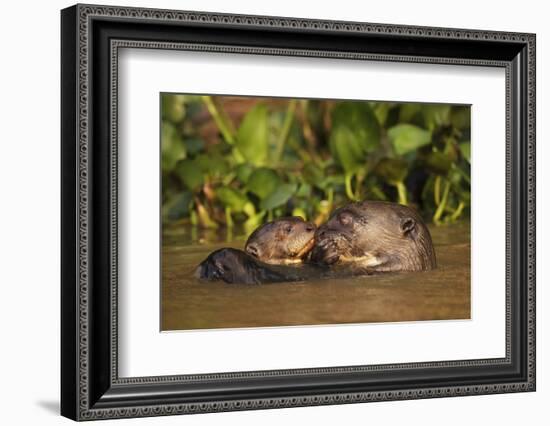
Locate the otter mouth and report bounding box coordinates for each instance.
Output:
[311,231,354,265]
[293,236,316,260]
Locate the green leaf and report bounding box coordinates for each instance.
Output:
[422,104,451,130]
[296,183,312,198]
[374,158,408,183]
[247,168,280,199]
[329,125,365,174]
[174,159,204,191]
[372,102,393,126]
[398,103,422,123]
[162,191,192,222]
[244,211,266,234]
[161,121,186,172]
[195,153,228,178]
[303,162,325,188]
[420,151,453,175]
[292,207,307,220]
[387,124,432,155]
[451,106,471,130]
[215,187,249,213]
[260,183,297,210]
[331,102,380,153]
[236,103,269,165]
[161,94,186,123]
[235,164,254,184]
[459,142,471,163]
[183,138,205,155]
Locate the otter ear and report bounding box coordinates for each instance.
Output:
[401,217,418,239]
[246,243,260,258]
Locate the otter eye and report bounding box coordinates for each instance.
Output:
[285,225,293,233]
[339,212,353,226]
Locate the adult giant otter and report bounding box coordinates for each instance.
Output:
[195,217,318,284]
[311,201,436,273]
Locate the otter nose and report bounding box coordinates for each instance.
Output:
[305,223,315,232]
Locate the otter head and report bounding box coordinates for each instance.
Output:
[311,201,436,272]
[245,217,316,265]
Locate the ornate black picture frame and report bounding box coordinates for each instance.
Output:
[61,3,536,421]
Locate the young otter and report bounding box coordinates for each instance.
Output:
[310,201,436,273]
[195,248,325,284]
[196,217,317,284]
[245,217,316,264]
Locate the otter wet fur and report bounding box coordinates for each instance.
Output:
[244,217,316,264]
[311,201,436,273]
[195,248,327,285]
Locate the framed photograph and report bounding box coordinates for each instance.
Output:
[61,4,536,421]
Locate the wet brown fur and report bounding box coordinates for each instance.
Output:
[311,201,436,272]
[245,217,316,265]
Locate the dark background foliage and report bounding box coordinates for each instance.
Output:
[161,94,470,234]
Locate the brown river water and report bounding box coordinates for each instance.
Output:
[161,222,470,331]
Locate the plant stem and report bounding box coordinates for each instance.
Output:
[453,165,471,185]
[433,179,451,224]
[225,207,234,228]
[354,168,368,200]
[328,187,334,204]
[344,173,357,201]
[370,185,387,201]
[450,201,465,221]
[202,96,236,145]
[195,198,218,229]
[395,181,408,205]
[434,175,441,206]
[274,100,297,163]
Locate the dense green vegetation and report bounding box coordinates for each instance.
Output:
[161,94,470,233]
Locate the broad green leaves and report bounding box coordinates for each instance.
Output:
[329,126,365,174]
[387,124,432,156]
[260,183,297,210]
[459,142,471,163]
[174,159,203,191]
[374,158,408,184]
[236,104,269,166]
[329,102,380,173]
[162,191,192,222]
[161,122,186,172]
[420,151,454,175]
[162,94,186,123]
[246,168,280,199]
[215,187,248,213]
[160,94,472,229]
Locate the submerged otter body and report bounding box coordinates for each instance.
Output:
[195,248,327,284]
[311,201,436,273]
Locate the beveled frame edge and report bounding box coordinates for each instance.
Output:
[61,3,536,421]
